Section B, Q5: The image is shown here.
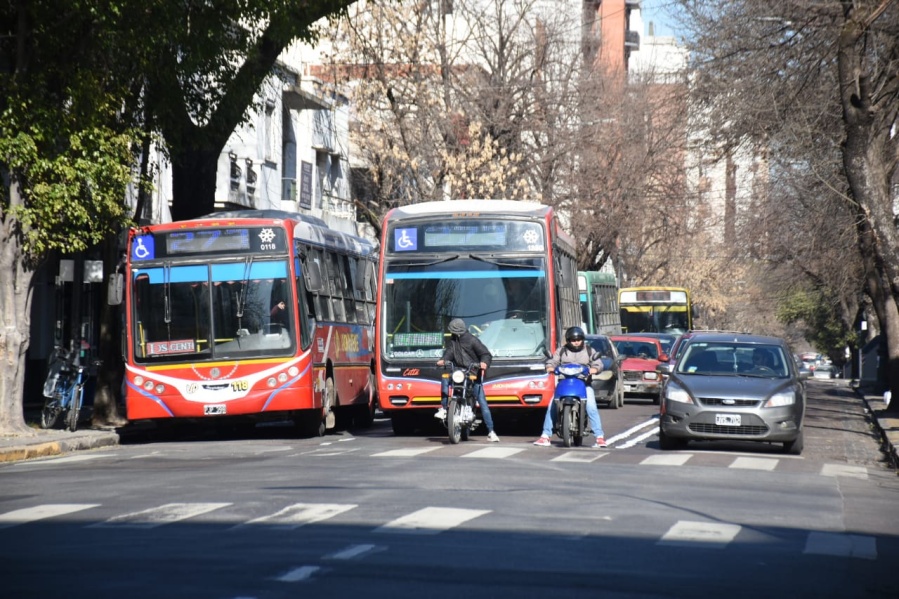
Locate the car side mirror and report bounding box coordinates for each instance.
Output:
[659,352,670,362]
[657,363,673,375]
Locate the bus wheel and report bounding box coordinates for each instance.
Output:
[294,411,325,438]
[390,413,416,436]
[324,378,337,429]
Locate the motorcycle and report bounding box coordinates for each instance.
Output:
[553,363,591,448]
[440,361,482,444]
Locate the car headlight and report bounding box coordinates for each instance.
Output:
[764,391,796,407]
[451,370,466,384]
[644,371,659,381]
[665,382,693,404]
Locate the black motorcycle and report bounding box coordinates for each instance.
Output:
[440,361,481,444]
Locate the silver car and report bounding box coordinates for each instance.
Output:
[656,333,809,454]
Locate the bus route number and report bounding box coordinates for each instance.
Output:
[230,380,249,392]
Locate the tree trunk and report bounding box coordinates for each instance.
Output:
[90,235,127,428]
[169,148,220,222]
[0,189,36,435]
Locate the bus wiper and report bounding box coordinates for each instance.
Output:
[467,254,533,269]
[395,255,460,268]
[236,256,254,330]
[163,262,172,337]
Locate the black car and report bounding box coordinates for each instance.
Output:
[585,334,624,409]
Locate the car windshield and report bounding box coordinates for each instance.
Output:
[613,339,659,359]
[677,342,790,377]
[587,337,614,357]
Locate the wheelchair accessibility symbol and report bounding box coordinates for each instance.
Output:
[132,235,155,261]
[395,228,417,251]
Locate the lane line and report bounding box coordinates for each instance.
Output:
[374,507,490,534]
[0,504,100,529]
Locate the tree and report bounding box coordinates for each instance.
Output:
[677,0,898,402]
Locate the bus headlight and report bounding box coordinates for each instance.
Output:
[266,377,277,388]
[278,372,288,383]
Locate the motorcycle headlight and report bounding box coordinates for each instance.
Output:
[558,364,582,376]
[452,370,466,384]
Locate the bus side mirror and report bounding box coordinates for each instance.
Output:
[108,273,123,306]
[304,261,323,292]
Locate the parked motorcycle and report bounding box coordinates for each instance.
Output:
[553,363,591,447]
[440,361,482,444]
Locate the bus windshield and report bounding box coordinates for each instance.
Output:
[131,259,296,363]
[620,307,689,335]
[382,257,548,360]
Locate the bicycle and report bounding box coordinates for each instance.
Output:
[41,346,100,432]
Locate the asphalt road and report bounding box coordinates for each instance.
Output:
[1,380,897,599]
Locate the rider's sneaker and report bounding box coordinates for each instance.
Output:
[434,407,446,419]
[532,435,551,447]
[593,437,608,448]
[487,431,500,442]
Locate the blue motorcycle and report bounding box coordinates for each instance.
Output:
[553,363,590,447]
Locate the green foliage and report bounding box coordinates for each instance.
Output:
[776,287,856,356]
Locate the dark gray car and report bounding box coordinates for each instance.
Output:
[656,332,808,454]
[586,334,624,409]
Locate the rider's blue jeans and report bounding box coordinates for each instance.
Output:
[541,386,603,438]
[441,380,495,432]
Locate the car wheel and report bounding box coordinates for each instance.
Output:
[658,428,687,450]
[782,429,804,455]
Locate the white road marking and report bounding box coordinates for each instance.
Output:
[371,447,441,457]
[0,504,100,529]
[820,464,868,479]
[615,426,661,449]
[605,417,660,447]
[92,502,231,529]
[640,454,692,466]
[804,532,877,559]
[374,507,490,534]
[18,454,113,466]
[325,544,381,560]
[658,520,741,548]
[551,451,609,463]
[461,447,525,459]
[275,566,320,582]
[729,457,778,471]
[243,503,357,529]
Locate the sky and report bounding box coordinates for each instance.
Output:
[639,0,682,38]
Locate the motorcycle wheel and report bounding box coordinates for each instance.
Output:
[41,398,61,429]
[561,403,574,448]
[447,398,462,444]
[573,402,585,447]
[66,385,83,432]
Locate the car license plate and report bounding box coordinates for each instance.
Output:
[204,404,227,416]
[715,414,740,426]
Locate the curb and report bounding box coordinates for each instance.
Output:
[0,430,120,463]
[853,385,899,472]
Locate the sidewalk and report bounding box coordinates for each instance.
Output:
[859,383,899,471]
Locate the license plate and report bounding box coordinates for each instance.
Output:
[624,384,635,391]
[204,404,227,416]
[715,413,741,426]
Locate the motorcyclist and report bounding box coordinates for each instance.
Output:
[435,318,500,442]
[533,326,606,448]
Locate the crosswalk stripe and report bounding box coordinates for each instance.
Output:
[551,451,609,463]
[641,454,692,466]
[820,464,868,479]
[374,507,490,534]
[371,447,441,457]
[658,520,741,548]
[0,504,100,529]
[243,503,357,528]
[461,447,525,459]
[92,502,231,529]
[729,457,778,471]
[804,532,877,559]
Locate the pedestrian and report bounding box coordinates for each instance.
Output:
[533,326,607,448]
[435,318,500,442]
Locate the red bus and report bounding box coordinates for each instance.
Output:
[119,209,378,436]
[375,200,581,435]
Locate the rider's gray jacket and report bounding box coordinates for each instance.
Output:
[545,345,604,377]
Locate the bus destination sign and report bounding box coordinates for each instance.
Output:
[389,219,544,253]
[131,227,287,261]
